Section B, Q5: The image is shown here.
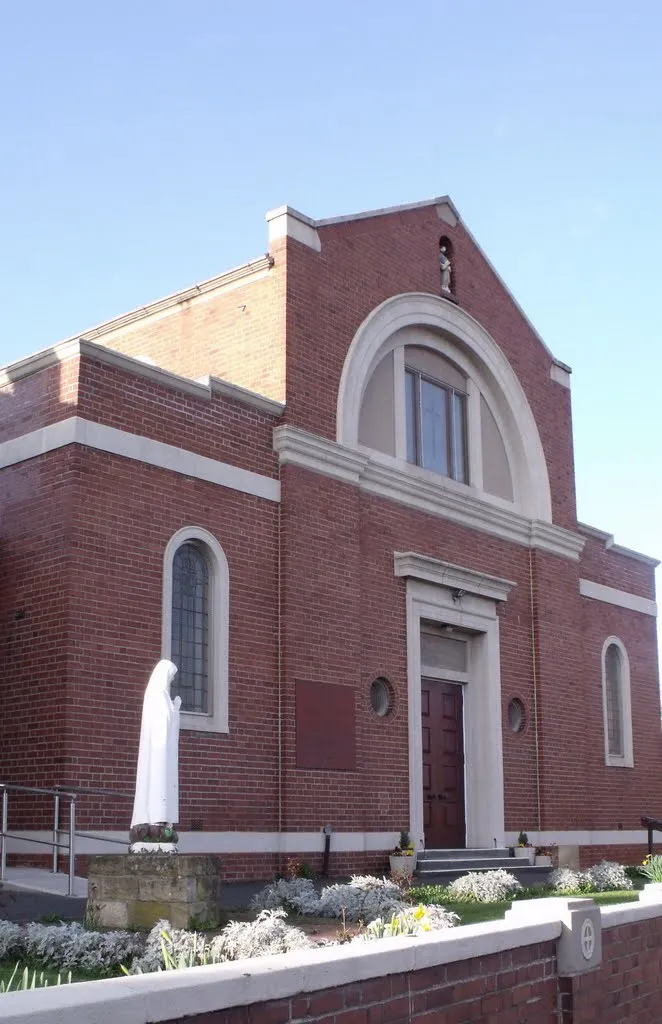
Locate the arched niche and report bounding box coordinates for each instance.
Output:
[336,293,552,521]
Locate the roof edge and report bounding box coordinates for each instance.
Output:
[266,195,571,372]
[578,522,659,568]
[0,338,284,418]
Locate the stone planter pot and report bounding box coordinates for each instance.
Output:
[534,855,552,867]
[389,854,417,877]
[513,847,534,863]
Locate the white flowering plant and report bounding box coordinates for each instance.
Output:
[585,861,633,892]
[361,903,458,940]
[548,867,593,894]
[209,909,312,961]
[250,874,406,924]
[318,875,407,923]
[128,911,313,973]
[447,869,522,903]
[250,873,460,928]
[249,877,320,915]
[0,920,143,975]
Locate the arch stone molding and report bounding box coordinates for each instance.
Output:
[161,525,230,734]
[337,292,553,522]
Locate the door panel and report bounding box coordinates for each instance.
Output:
[421,679,465,848]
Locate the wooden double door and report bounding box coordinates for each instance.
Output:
[421,679,466,848]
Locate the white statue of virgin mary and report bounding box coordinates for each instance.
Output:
[131,660,181,829]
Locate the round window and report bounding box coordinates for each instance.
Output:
[508,698,525,733]
[370,678,392,717]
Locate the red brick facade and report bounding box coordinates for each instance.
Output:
[0,197,659,879]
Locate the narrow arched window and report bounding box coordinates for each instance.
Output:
[162,527,230,733]
[601,638,633,767]
[605,644,623,757]
[172,542,210,714]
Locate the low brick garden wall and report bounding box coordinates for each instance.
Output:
[4,891,662,1023]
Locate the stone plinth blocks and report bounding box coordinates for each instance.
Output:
[87,854,222,929]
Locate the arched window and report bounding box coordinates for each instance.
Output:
[172,543,210,714]
[162,527,229,733]
[601,638,633,767]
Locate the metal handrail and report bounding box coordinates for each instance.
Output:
[0,781,131,896]
[53,785,133,799]
[641,816,662,855]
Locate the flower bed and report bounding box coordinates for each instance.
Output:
[0,861,643,984]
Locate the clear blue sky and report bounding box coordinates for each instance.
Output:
[1,1,660,582]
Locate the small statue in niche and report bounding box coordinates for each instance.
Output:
[439,241,452,295]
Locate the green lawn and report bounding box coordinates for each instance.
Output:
[0,961,113,989]
[448,889,639,926]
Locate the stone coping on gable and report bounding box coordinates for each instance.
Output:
[0,338,285,419]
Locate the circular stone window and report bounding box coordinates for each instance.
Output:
[370,678,392,717]
[508,698,525,733]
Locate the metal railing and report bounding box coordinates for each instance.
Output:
[641,816,662,856]
[0,782,133,896]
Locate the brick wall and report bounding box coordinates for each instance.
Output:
[173,942,559,1024]
[94,249,287,404]
[1,202,659,876]
[560,915,662,1022]
[281,211,577,531]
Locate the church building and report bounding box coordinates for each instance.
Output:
[1,196,659,879]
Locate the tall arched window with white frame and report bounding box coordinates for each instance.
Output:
[171,542,210,714]
[162,527,229,733]
[601,637,633,768]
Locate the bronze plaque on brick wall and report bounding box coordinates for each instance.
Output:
[295,680,356,770]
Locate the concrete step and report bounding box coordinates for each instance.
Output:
[417,857,517,872]
[418,848,512,863]
[413,864,553,888]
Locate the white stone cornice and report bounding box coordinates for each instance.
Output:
[579,579,657,617]
[273,425,585,560]
[0,417,280,502]
[273,425,368,484]
[394,552,516,602]
[529,520,585,561]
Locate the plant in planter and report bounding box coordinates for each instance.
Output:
[513,832,534,863]
[640,854,662,888]
[389,831,417,878]
[534,846,553,867]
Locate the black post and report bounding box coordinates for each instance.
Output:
[649,827,654,856]
[322,825,332,877]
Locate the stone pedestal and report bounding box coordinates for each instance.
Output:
[87,854,222,930]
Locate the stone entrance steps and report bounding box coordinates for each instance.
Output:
[415,847,553,887]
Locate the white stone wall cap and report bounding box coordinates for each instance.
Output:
[0,417,280,504]
[0,918,561,1024]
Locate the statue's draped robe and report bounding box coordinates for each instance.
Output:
[131,660,180,827]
